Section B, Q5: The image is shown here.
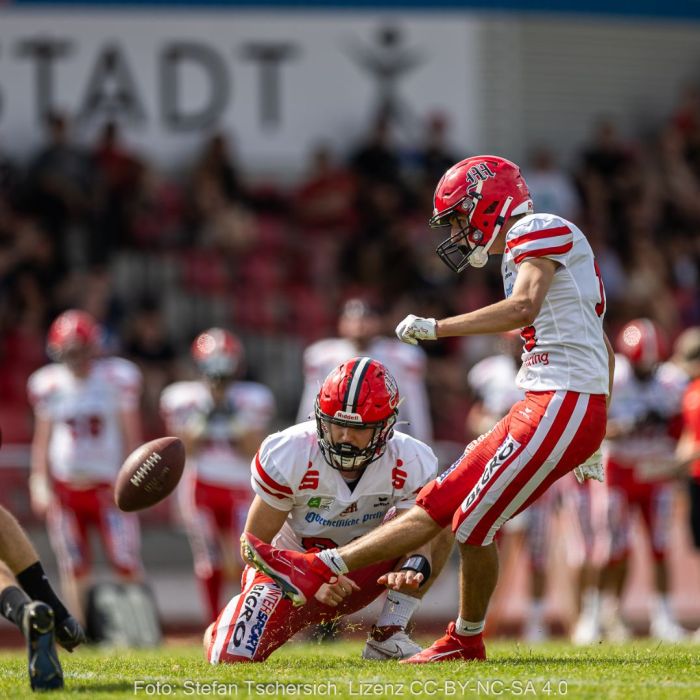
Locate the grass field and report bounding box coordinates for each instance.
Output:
[2,639,700,700]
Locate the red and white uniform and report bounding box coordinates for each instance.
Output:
[160,380,275,577]
[28,358,141,483]
[27,357,142,577]
[418,213,609,545]
[297,338,432,443]
[160,380,275,488]
[604,357,686,562]
[207,422,437,663]
[468,353,560,570]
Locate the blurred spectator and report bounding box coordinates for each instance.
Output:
[294,142,358,234]
[124,298,178,439]
[27,112,93,266]
[349,113,401,187]
[193,132,248,205]
[524,148,581,222]
[91,121,142,261]
[297,297,432,443]
[129,163,186,250]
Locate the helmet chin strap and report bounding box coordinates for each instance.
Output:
[468,195,514,268]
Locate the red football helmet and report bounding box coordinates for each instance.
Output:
[615,319,668,371]
[315,357,399,472]
[191,328,243,379]
[46,310,101,361]
[430,155,533,272]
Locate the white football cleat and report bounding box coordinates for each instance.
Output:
[571,614,601,645]
[362,625,422,660]
[649,616,687,642]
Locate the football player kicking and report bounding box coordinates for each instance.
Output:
[204,357,454,663]
[0,504,85,691]
[242,155,616,663]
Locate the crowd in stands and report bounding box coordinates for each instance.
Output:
[1,87,700,448]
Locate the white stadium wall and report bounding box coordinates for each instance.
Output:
[0,11,480,177]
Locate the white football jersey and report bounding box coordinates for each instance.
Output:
[27,357,142,483]
[297,337,432,442]
[160,380,275,487]
[502,213,609,395]
[605,357,686,477]
[251,421,438,552]
[467,354,524,418]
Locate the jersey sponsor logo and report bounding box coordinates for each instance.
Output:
[228,583,282,658]
[372,496,390,508]
[304,511,360,528]
[523,352,550,367]
[299,467,320,490]
[392,461,407,489]
[461,434,521,512]
[437,432,490,484]
[339,502,358,515]
[306,496,335,510]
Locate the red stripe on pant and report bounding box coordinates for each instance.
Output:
[462,392,581,544]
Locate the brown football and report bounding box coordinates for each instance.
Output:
[114,436,185,512]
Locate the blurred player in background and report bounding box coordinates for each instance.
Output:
[297,297,432,443]
[27,310,144,625]
[574,319,687,642]
[242,155,615,663]
[160,328,275,623]
[206,358,453,663]
[0,504,85,691]
[672,327,700,639]
[467,331,561,642]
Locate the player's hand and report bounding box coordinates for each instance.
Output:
[573,449,604,483]
[314,575,360,607]
[395,315,437,345]
[377,569,424,591]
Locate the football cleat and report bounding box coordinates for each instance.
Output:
[55,614,87,652]
[649,615,687,642]
[21,601,64,691]
[362,625,422,660]
[570,612,601,645]
[240,532,336,606]
[399,622,486,664]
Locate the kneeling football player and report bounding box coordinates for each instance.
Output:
[204,357,453,663]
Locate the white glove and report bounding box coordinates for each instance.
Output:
[573,449,604,484]
[395,315,437,345]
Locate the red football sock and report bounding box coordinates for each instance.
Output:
[199,569,223,622]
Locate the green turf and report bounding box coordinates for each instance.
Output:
[1,639,699,699]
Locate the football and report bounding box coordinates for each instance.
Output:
[114,436,185,512]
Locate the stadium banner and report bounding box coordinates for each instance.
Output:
[0,11,479,174]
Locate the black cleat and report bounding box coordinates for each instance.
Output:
[21,601,63,691]
[55,615,86,652]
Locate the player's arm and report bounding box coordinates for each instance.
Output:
[376,508,435,590]
[240,495,290,559]
[436,258,557,337]
[29,415,53,518]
